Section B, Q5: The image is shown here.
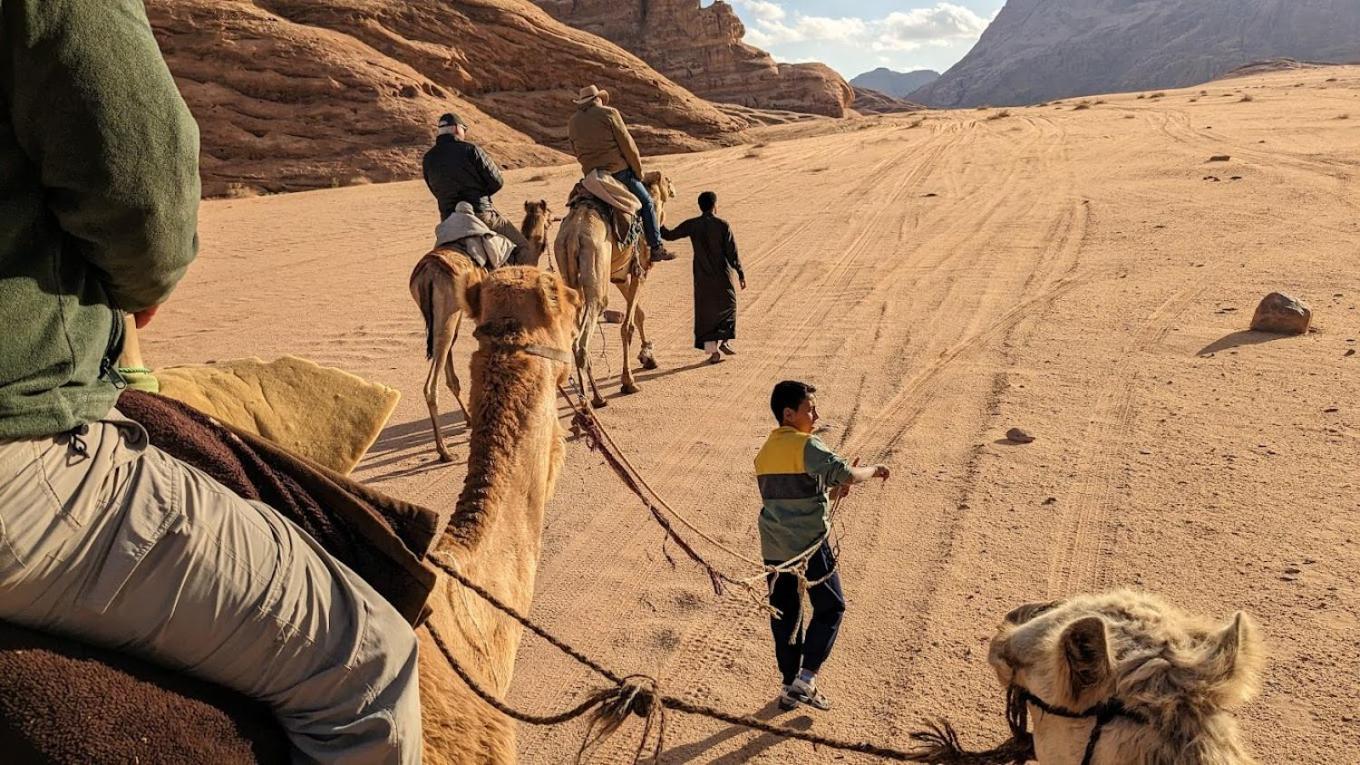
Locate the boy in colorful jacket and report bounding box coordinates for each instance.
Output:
[755,381,890,711]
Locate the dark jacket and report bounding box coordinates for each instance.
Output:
[662,213,744,349]
[0,0,201,439]
[567,102,643,178]
[422,134,504,219]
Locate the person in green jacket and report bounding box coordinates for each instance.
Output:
[0,3,421,761]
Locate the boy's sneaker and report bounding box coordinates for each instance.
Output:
[783,678,832,711]
[719,341,736,356]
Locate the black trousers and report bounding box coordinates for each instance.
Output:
[766,542,845,686]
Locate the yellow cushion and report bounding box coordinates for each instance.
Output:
[156,357,399,475]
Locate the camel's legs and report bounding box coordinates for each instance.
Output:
[424,297,461,463]
[634,302,657,370]
[573,298,609,409]
[443,314,471,422]
[618,277,643,396]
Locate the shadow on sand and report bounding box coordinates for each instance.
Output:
[1197,330,1296,356]
[659,699,814,763]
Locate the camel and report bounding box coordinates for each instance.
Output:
[415,266,582,763]
[411,200,557,462]
[987,590,1264,764]
[554,171,675,407]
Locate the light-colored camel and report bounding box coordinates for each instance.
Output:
[415,266,582,764]
[554,171,675,407]
[989,590,1264,764]
[411,201,556,461]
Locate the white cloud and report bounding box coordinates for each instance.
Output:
[734,2,991,56]
[733,0,786,23]
[872,4,991,52]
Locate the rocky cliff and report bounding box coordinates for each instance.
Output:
[851,88,925,115]
[148,0,751,196]
[850,68,941,99]
[913,0,1360,108]
[532,0,855,117]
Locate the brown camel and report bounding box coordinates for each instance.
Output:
[411,201,556,461]
[554,171,675,407]
[988,590,1264,764]
[415,266,581,763]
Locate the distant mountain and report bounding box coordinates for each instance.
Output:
[849,68,941,98]
[913,0,1360,108]
[851,87,925,115]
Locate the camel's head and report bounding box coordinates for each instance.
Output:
[521,199,555,264]
[643,170,676,225]
[464,266,581,385]
[988,591,1264,763]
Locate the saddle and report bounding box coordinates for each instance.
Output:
[568,182,644,255]
[567,183,647,284]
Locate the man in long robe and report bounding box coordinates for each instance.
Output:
[662,192,746,364]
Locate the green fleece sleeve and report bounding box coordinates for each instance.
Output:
[4,0,200,312]
[805,437,854,487]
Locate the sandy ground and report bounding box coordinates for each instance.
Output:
[144,67,1360,763]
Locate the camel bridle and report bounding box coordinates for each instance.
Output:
[472,321,575,366]
[1006,685,1149,765]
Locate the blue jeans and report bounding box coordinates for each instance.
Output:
[767,542,845,686]
[613,168,662,248]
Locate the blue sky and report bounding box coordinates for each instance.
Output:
[719,1,1007,79]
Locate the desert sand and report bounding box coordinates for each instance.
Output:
[143,67,1360,763]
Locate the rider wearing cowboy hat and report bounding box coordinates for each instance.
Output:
[567,85,675,262]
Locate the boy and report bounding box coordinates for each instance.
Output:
[754,381,890,710]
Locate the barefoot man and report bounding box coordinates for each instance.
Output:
[756,381,890,711]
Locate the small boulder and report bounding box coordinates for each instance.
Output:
[601,309,625,324]
[1250,292,1312,335]
[1006,428,1035,444]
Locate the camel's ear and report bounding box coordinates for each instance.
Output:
[1199,612,1264,707]
[462,278,483,323]
[524,199,534,212]
[1060,616,1111,698]
[534,272,564,323]
[538,199,549,212]
[1005,600,1062,626]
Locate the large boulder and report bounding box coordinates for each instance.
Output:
[1250,292,1312,335]
[533,0,856,117]
[147,0,753,196]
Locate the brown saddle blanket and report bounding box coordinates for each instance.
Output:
[568,182,644,253]
[0,390,442,764]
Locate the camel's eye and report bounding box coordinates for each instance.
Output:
[1005,601,1061,625]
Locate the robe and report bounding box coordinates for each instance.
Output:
[662,213,746,350]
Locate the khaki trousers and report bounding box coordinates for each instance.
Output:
[0,413,422,764]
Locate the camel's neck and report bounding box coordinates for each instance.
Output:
[440,347,562,691]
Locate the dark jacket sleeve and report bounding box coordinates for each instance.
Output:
[660,217,693,242]
[5,0,201,313]
[473,145,504,198]
[723,221,744,277]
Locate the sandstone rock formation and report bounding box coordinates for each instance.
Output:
[850,68,941,98]
[532,0,855,117]
[1251,292,1312,335]
[912,0,1360,108]
[148,0,751,196]
[852,87,925,115]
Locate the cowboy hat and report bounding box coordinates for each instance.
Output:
[574,85,609,105]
